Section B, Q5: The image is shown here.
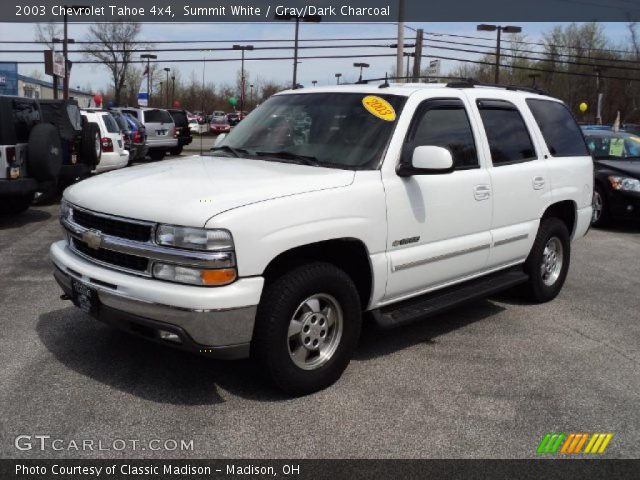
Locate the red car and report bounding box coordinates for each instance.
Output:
[210,118,231,134]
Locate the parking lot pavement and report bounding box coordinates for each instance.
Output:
[1,204,639,459]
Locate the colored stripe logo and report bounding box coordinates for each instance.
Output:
[537,433,613,454]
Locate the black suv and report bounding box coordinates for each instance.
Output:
[167,109,192,155]
[0,95,101,215]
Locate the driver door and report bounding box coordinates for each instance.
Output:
[383,98,493,302]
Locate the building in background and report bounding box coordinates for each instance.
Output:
[16,74,93,106]
[0,62,19,96]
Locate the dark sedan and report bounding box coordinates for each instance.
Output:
[583,129,640,226]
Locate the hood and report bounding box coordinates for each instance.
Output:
[595,159,640,178]
[65,155,355,227]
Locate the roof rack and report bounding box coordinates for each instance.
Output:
[445,78,548,95]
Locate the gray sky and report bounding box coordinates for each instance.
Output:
[0,22,632,93]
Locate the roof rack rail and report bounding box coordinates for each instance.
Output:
[445,78,548,95]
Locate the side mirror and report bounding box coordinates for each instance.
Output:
[213,133,226,147]
[397,145,454,177]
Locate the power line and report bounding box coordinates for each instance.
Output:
[0,36,396,45]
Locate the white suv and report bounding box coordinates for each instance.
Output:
[81,110,128,173]
[51,82,593,394]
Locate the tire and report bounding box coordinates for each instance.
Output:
[591,184,610,228]
[26,123,63,182]
[169,145,183,156]
[251,262,362,395]
[0,193,34,215]
[80,122,102,168]
[148,149,165,161]
[522,218,571,303]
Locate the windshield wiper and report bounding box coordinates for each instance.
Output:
[210,145,249,158]
[254,151,321,166]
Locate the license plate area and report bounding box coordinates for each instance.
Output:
[71,279,100,315]
[156,130,167,136]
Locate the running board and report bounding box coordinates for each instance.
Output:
[372,268,528,329]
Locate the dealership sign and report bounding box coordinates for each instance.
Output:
[0,62,18,95]
[44,50,65,78]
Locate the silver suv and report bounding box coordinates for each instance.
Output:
[117,107,177,161]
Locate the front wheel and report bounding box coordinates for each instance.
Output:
[522,218,571,303]
[251,262,362,395]
[591,185,610,227]
[0,193,34,215]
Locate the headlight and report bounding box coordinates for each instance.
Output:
[156,225,233,251]
[60,199,72,220]
[608,176,640,192]
[152,263,237,286]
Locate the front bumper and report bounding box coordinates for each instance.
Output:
[607,189,640,219]
[50,240,263,359]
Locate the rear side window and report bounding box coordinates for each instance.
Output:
[526,99,589,157]
[144,109,173,123]
[408,100,478,169]
[170,111,188,126]
[101,113,120,133]
[477,99,536,165]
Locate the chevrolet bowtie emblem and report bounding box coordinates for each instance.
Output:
[82,229,103,250]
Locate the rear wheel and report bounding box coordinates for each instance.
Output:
[0,193,34,215]
[522,218,571,303]
[252,262,362,395]
[169,146,183,156]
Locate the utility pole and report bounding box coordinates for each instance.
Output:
[529,73,540,88]
[63,10,69,99]
[274,12,321,89]
[412,29,424,82]
[171,75,175,106]
[396,0,405,83]
[477,24,522,84]
[140,54,157,106]
[233,44,254,115]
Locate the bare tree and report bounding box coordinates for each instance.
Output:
[34,22,62,49]
[84,22,146,105]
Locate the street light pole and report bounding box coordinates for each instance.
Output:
[249,84,254,109]
[335,73,342,85]
[164,67,170,107]
[354,63,370,83]
[171,75,175,106]
[274,12,321,89]
[477,24,522,84]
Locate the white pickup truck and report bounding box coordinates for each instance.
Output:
[51,82,593,394]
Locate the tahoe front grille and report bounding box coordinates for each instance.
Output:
[72,238,149,273]
[72,209,152,242]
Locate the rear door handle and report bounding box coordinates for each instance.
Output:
[473,184,491,201]
[533,176,546,190]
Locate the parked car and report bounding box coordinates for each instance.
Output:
[189,118,201,134]
[209,117,231,134]
[39,99,102,189]
[211,110,226,123]
[51,83,592,394]
[122,113,148,161]
[582,129,640,226]
[117,107,177,161]
[109,110,145,164]
[226,111,247,126]
[0,95,61,214]
[167,108,193,155]
[80,110,128,173]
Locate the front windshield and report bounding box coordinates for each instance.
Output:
[585,134,640,160]
[215,92,406,169]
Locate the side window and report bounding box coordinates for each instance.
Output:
[526,99,589,157]
[407,100,479,169]
[477,99,536,166]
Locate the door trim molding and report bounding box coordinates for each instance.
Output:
[392,243,491,272]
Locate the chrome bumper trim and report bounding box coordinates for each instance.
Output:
[54,265,256,349]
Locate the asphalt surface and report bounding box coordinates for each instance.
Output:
[1,186,639,459]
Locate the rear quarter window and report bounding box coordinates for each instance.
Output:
[101,113,120,133]
[526,99,589,157]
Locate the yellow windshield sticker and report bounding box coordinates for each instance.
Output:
[362,96,396,121]
[609,138,625,157]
